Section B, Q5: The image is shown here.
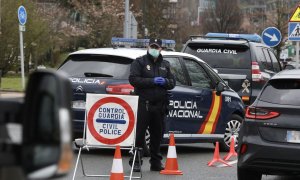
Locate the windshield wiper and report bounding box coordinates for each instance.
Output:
[84,72,113,77]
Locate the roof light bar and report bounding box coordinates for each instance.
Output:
[205,33,262,43]
[111,37,176,49]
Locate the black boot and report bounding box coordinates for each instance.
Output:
[150,163,164,171]
[129,159,143,172]
[129,161,142,172]
[133,162,141,172]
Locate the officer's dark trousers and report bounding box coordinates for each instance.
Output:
[132,100,165,166]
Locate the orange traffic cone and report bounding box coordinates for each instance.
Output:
[160,133,183,175]
[223,136,238,161]
[207,142,231,167]
[110,145,124,180]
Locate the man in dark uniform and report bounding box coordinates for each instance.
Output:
[129,38,175,172]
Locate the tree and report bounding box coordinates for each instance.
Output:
[131,0,173,38]
[142,0,173,38]
[200,0,243,33]
[0,0,52,75]
[58,0,131,48]
[265,0,291,60]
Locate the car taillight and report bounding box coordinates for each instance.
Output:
[106,84,134,95]
[240,144,248,155]
[251,61,262,82]
[245,107,280,120]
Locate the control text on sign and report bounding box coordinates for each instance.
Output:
[97,107,126,135]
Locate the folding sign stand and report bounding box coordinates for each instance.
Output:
[71,138,143,180]
[72,94,141,180]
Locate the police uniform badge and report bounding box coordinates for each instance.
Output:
[146,65,151,71]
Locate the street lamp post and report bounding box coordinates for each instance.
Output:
[18,6,27,89]
[0,0,2,35]
[124,0,129,38]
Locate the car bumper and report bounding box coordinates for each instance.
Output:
[238,133,300,175]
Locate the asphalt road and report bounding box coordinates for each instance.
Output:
[56,143,299,180]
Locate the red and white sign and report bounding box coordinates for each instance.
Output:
[86,94,138,146]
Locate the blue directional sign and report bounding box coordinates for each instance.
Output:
[261,27,281,47]
[288,22,300,41]
[18,6,27,25]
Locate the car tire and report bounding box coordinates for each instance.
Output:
[238,167,262,180]
[143,128,151,157]
[219,114,243,152]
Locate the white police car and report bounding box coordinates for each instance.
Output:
[58,47,244,151]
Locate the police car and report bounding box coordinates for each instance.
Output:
[182,33,282,106]
[57,38,245,151]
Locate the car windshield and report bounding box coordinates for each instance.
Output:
[58,54,133,79]
[259,79,300,106]
[184,43,251,69]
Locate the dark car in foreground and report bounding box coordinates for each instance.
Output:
[0,70,73,179]
[238,69,300,180]
[58,48,245,151]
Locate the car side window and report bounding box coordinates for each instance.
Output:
[268,50,281,72]
[164,57,188,86]
[262,48,273,71]
[256,47,268,69]
[183,58,211,89]
[203,63,226,86]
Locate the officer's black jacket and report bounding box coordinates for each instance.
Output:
[129,52,176,103]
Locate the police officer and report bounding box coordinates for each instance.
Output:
[129,38,175,172]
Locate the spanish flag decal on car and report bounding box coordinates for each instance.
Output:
[197,91,222,134]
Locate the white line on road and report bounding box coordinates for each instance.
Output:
[216,160,238,167]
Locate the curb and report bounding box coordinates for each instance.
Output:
[0,89,24,93]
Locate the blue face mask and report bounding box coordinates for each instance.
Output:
[149,48,160,58]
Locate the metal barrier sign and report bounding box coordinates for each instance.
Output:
[86,94,138,146]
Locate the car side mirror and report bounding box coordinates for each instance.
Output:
[21,70,73,179]
[216,82,225,96]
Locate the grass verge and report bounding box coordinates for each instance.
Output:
[0,75,26,92]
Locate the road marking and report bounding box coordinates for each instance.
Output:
[216,160,237,167]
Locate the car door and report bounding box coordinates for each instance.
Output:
[164,56,215,136]
[181,57,224,135]
[163,56,201,135]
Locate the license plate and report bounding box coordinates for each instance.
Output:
[287,130,300,143]
[72,100,86,110]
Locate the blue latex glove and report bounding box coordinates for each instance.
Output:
[154,77,166,86]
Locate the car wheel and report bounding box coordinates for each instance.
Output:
[219,114,243,152]
[238,167,262,180]
[143,128,151,157]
